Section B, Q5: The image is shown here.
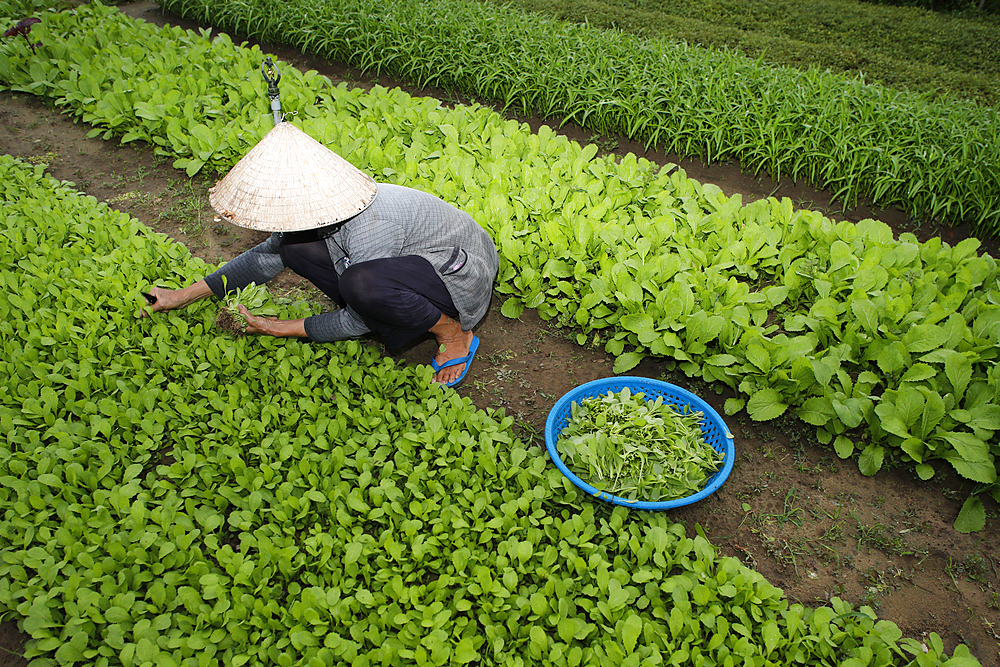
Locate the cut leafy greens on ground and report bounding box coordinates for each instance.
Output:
[558,388,724,502]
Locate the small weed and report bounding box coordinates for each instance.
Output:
[820,521,844,543]
[759,486,805,529]
[513,415,542,446]
[494,367,520,384]
[107,191,153,206]
[25,150,59,165]
[101,171,129,189]
[853,514,925,559]
[160,179,209,238]
[947,553,993,585]
[488,349,516,365]
[746,471,776,495]
[757,531,804,576]
[589,133,619,153]
[859,567,892,610]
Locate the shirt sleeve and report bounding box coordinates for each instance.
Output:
[203,234,287,296]
[303,307,372,342]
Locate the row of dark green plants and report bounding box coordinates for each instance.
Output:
[1,3,997,529]
[150,0,1000,238]
[500,0,1000,106]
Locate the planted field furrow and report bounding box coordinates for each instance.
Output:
[152,0,1000,236]
[1,2,997,527]
[0,152,981,666]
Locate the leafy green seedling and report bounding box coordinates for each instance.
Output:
[216,280,271,336]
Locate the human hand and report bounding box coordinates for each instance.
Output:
[139,286,181,317]
[237,304,276,336]
[237,305,308,338]
[139,280,214,317]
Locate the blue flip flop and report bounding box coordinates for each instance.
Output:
[431,335,480,388]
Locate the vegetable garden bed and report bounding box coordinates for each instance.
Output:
[1,1,998,665]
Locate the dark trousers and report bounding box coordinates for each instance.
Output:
[278,239,459,349]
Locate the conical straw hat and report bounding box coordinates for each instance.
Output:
[209,122,378,232]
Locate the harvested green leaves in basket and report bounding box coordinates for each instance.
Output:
[558,387,724,502]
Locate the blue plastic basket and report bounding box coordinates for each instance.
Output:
[545,377,735,510]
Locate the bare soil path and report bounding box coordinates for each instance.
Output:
[1,2,998,664]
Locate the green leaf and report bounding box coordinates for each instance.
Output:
[946,457,997,484]
[874,402,911,439]
[944,351,972,400]
[105,606,131,623]
[900,438,925,463]
[54,633,88,663]
[620,614,642,654]
[968,404,1000,432]
[724,398,745,416]
[858,444,884,476]
[613,351,644,374]
[745,342,770,373]
[954,497,986,534]
[832,397,865,429]
[833,436,854,459]
[798,396,834,426]
[938,432,989,463]
[746,388,788,421]
[344,542,364,565]
[557,618,578,643]
[454,637,479,663]
[875,341,907,376]
[291,630,320,649]
[763,285,789,308]
[918,391,946,439]
[915,463,935,480]
[705,354,739,367]
[850,299,879,334]
[762,620,781,655]
[902,324,948,353]
[899,363,936,383]
[501,298,524,318]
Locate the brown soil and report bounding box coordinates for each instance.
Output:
[1,2,998,665]
[215,307,248,337]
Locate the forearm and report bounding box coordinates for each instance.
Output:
[174,280,214,307]
[249,316,308,338]
[204,235,285,296]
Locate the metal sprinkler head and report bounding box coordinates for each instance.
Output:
[260,57,282,126]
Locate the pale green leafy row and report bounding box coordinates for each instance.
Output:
[151,0,1000,235]
[0,154,979,666]
[1,4,997,528]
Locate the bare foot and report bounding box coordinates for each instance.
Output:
[429,314,474,385]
